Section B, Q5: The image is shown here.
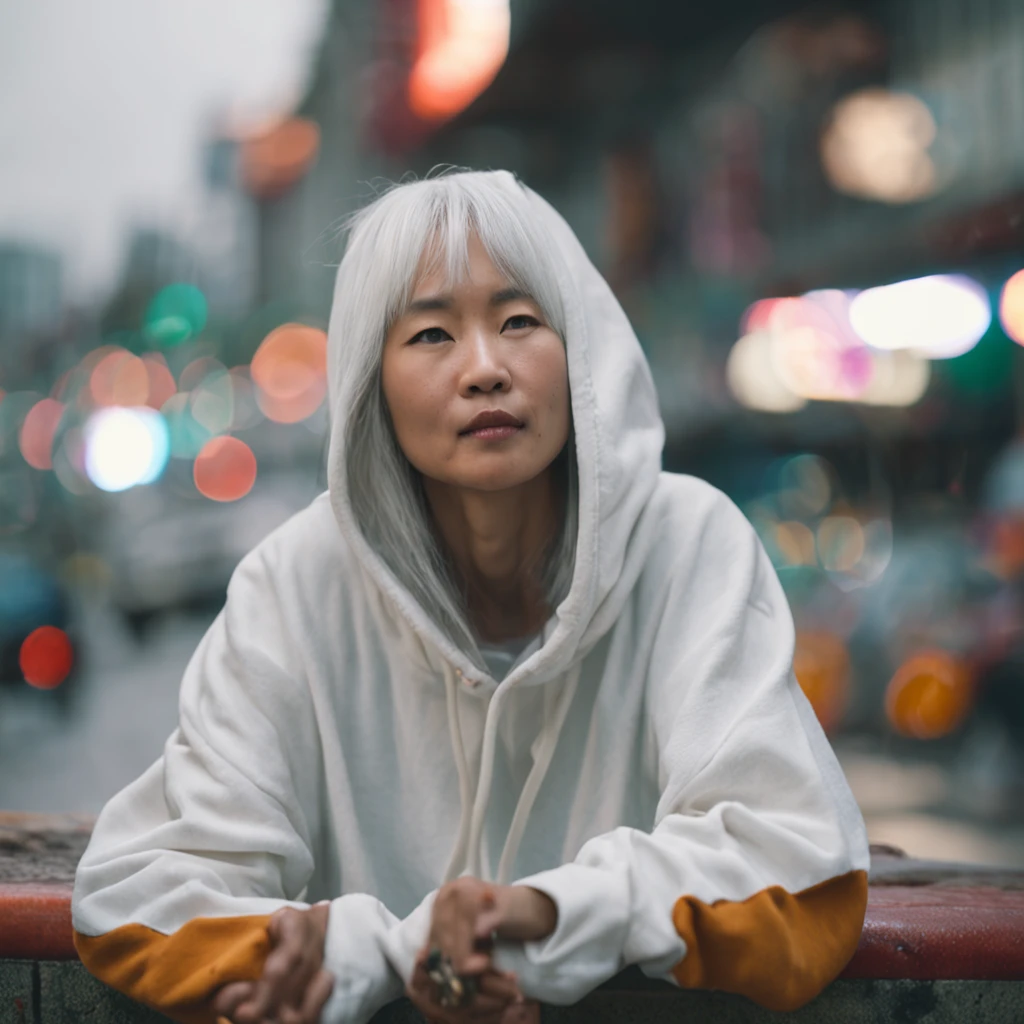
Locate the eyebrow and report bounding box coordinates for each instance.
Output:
[405,287,532,314]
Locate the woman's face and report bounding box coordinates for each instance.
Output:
[381,234,570,493]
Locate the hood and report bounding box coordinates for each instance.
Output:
[326,171,665,687]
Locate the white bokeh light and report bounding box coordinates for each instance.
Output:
[84,407,170,492]
[849,275,991,359]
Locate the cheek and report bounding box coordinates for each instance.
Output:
[381,355,448,459]
[536,345,571,437]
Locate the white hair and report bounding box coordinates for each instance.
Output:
[328,170,578,662]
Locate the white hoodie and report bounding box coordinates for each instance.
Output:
[73,173,869,1024]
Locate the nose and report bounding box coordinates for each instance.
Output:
[459,330,512,395]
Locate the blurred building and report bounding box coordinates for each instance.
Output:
[0,242,63,357]
[192,137,259,318]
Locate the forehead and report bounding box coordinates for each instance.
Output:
[408,232,514,299]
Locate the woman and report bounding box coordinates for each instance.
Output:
[73,170,870,1024]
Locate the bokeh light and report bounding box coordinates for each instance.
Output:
[821,88,938,204]
[849,275,991,359]
[190,369,235,435]
[193,436,257,502]
[84,407,170,492]
[227,367,264,430]
[409,0,511,121]
[144,283,208,346]
[52,426,90,496]
[726,330,807,412]
[179,356,227,392]
[142,354,177,410]
[20,626,74,690]
[241,118,321,201]
[0,391,42,461]
[999,269,1024,345]
[18,398,65,471]
[90,349,149,406]
[775,520,816,565]
[817,516,866,572]
[251,323,328,423]
[793,631,849,733]
[885,650,974,739]
[161,393,213,459]
[728,295,931,410]
[777,454,833,517]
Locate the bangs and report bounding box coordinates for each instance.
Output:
[348,172,567,341]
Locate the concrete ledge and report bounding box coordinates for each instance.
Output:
[3,814,1024,1021]
[1,960,1022,1024]
[11,878,1023,979]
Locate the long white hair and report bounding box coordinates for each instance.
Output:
[328,170,578,662]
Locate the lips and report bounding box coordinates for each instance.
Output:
[459,410,524,435]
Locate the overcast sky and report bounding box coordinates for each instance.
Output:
[0,0,327,301]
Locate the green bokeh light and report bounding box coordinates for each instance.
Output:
[144,284,208,347]
[938,319,1015,397]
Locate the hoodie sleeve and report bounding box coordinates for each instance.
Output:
[493,486,870,1012]
[71,551,405,1024]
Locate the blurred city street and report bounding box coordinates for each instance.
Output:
[2,593,1023,869]
[0,599,201,814]
[3,0,1024,875]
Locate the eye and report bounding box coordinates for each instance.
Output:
[409,326,452,345]
[502,314,540,332]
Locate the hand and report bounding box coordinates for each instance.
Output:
[405,878,557,1023]
[407,950,525,1024]
[212,903,334,1024]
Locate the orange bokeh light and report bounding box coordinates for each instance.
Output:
[20,626,74,689]
[251,323,328,424]
[143,354,177,410]
[90,349,149,407]
[18,398,65,471]
[193,436,257,502]
[409,0,510,120]
[793,631,849,733]
[241,118,321,201]
[999,269,1024,345]
[885,649,973,739]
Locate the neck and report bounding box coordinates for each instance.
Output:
[423,469,560,643]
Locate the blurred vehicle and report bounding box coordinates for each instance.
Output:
[0,548,79,704]
[101,466,322,638]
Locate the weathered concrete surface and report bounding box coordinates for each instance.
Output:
[537,981,1024,1024]
[0,813,92,885]
[38,961,173,1024]
[0,960,33,1024]
[4,961,1021,1024]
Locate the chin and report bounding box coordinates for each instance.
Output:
[450,462,548,493]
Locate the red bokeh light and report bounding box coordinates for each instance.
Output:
[18,398,65,470]
[143,354,177,410]
[20,626,74,690]
[193,436,257,502]
[90,349,149,407]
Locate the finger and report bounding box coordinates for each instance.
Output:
[433,893,485,976]
[278,1005,304,1024]
[211,981,254,1016]
[474,906,503,942]
[500,1000,541,1024]
[465,992,516,1017]
[297,968,335,1022]
[259,924,317,1017]
[477,971,521,1003]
